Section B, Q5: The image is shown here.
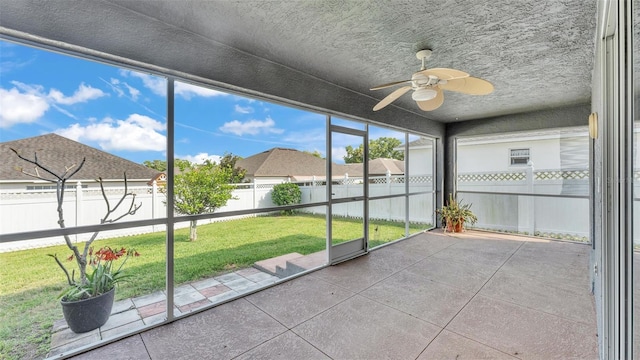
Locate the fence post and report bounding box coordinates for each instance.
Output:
[344,173,349,217]
[386,170,392,221]
[75,181,82,243]
[311,175,316,204]
[527,161,535,235]
[252,179,257,209]
[518,162,535,236]
[152,180,157,232]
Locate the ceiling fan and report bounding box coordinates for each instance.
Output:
[371,49,494,112]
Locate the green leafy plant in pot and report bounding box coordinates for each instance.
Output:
[56,247,140,333]
[11,148,143,333]
[436,193,478,232]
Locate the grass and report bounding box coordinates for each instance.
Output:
[0,214,428,360]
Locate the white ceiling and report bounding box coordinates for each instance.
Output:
[0,0,597,123]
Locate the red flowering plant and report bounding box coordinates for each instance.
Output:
[9,148,145,303]
[50,246,140,301]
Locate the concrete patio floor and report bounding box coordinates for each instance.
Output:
[68,230,598,359]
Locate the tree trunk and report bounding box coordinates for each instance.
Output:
[189,219,198,241]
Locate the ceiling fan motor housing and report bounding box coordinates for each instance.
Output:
[412,88,438,101]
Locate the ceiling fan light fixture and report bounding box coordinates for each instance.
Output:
[412,88,438,101]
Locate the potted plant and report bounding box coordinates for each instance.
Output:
[54,246,139,333]
[436,193,478,232]
[10,148,142,333]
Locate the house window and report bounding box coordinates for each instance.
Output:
[510,148,530,165]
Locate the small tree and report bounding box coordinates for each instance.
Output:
[142,159,167,172]
[271,182,302,215]
[218,152,246,183]
[173,160,235,241]
[343,137,404,163]
[303,150,324,159]
[10,148,141,291]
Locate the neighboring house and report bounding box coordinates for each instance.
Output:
[456,127,589,174]
[341,158,405,179]
[397,137,434,176]
[0,133,160,191]
[236,147,406,184]
[456,127,590,196]
[362,157,404,176]
[237,148,328,184]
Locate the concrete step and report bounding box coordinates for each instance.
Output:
[285,250,326,274]
[254,251,327,278]
[254,253,303,276]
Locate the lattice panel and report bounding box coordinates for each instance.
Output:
[534,170,589,180]
[1,191,76,200]
[408,176,432,183]
[342,178,360,185]
[84,189,145,196]
[457,172,526,182]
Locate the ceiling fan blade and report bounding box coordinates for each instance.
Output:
[416,88,444,111]
[370,79,411,91]
[419,68,469,80]
[373,86,411,111]
[440,76,494,95]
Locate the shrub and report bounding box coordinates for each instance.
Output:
[271,183,302,215]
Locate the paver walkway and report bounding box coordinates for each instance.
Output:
[49,267,279,357]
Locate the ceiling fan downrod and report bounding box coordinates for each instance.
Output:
[416,49,432,71]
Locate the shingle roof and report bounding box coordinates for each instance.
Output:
[0,134,160,181]
[340,158,404,177]
[237,148,328,177]
[368,158,405,175]
[236,148,404,180]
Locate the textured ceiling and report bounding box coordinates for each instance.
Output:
[0,0,597,123]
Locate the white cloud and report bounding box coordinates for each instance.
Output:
[11,81,45,95]
[48,83,106,105]
[108,78,125,97]
[55,114,166,152]
[0,87,49,128]
[0,81,114,128]
[124,83,141,101]
[124,71,166,96]
[175,82,227,99]
[123,70,227,99]
[219,117,284,136]
[178,153,222,165]
[331,147,347,164]
[107,77,140,101]
[234,104,254,114]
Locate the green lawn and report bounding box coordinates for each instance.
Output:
[0,214,427,360]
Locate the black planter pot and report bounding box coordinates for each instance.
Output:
[61,287,115,333]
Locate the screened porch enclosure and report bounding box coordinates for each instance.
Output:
[0,0,621,358]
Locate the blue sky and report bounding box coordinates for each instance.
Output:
[0,40,409,165]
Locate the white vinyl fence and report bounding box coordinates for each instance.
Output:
[0,174,433,252]
[457,164,590,241]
